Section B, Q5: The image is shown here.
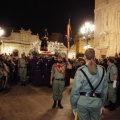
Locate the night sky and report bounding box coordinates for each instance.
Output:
[0,0,95,37]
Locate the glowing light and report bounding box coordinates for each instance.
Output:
[84,45,92,50]
[0,27,4,36]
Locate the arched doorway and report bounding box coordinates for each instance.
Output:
[13,49,19,56]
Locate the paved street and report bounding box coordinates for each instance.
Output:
[0,79,120,120]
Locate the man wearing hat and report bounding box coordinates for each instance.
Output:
[70,48,108,120]
[50,53,72,109]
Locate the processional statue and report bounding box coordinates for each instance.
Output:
[40,28,48,51]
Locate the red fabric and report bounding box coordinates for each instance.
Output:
[56,63,64,74]
[90,60,92,66]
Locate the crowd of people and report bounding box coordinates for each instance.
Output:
[0,53,55,89]
[0,52,85,90]
[0,53,73,91]
[0,49,120,120]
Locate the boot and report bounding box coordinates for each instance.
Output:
[23,82,26,86]
[104,101,112,109]
[20,81,24,86]
[58,100,63,109]
[109,102,116,111]
[52,100,57,108]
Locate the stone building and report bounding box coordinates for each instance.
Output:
[94,0,120,58]
[0,28,69,57]
[0,28,40,56]
[74,34,94,57]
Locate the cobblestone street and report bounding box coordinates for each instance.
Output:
[0,79,120,120]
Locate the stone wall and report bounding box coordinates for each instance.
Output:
[1,28,39,56]
[94,0,120,58]
[0,29,70,57]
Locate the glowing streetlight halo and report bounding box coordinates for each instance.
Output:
[90,24,95,32]
[85,22,90,28]
[0,27,4,37]
[0,27,4,54]
[84,45,92,50]
[80,26,85,34]
[80,22,95,35]
[80,21,95,50]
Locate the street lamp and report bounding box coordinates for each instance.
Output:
[0,27,4,54]
[80,22,95,49]
[0,27,4,45]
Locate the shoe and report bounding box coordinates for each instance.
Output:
[52,100,57,108]
[20,82,24,86]
[58,100,63,109]
[0,88,4,92]
[109,107,115,111]
[109,102,116,111]
[23,82,26,86]
[104,101,111,109]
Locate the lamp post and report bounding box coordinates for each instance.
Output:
[0,27,4,54]
[80,22,95,50]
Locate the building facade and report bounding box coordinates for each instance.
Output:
[74,34,94,57]
[1,28,39,57]
[94,0,120,58]
[0,29,70,57]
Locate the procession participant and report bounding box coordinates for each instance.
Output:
[50,53,72,109]
[104,57,118,111]
[31,55,43,86]
[18,53,27,86]
[70,48,108,120]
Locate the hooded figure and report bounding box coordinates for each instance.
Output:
[40,28,48,51]
[70,48,108,120]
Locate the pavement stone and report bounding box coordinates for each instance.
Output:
[0,79,120,120]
